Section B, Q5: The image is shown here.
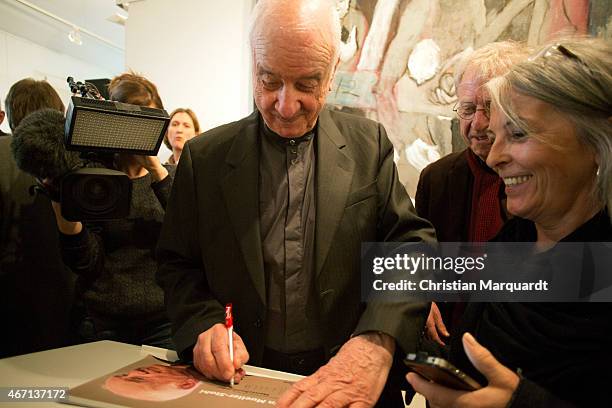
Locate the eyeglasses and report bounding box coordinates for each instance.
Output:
[452,102,490,120]
[529,42,581,62]
[528,42,597,89]
[529,42,594,77]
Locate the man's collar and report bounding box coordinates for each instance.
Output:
[260,120,316,146]
[467,148,497,175]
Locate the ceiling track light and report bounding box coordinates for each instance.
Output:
[68,27,82,45]
[115,0,147,12]
[12,0,124,50]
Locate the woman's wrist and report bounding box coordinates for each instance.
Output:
[51,201,83,235]
[148,164,169,182]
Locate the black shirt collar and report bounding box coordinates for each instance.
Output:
[260,120,315,147]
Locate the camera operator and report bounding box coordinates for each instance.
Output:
[1,78,73,357]
[50,72,175,349]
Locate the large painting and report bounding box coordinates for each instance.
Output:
[327,0,611,197]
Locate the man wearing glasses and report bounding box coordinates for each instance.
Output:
[414,41,530,346]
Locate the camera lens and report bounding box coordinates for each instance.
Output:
[72,176,121,214]
[84,178,109,201]
[60,167,131,221]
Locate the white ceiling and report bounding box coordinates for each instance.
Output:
[0,0,126,72]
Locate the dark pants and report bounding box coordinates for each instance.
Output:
[76,313,175,350]
[263,347,326,376]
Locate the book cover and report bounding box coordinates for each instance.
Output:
[64,356,296,407]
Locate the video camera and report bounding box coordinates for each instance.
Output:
[12,77,170,221]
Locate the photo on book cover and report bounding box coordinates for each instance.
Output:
[64,356,295,407]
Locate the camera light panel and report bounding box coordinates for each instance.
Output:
[70,110,165,152]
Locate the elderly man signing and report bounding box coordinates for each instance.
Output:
[156,0,435,406]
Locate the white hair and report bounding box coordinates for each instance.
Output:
[248,0,341,61]
[454,41,530,89]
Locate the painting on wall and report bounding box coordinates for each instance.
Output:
[327,0,611,197]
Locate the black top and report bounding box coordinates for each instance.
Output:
[450,210,612,407]
[60,165,175,321]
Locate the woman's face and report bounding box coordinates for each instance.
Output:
[486,92,598,225]
[167,112,196,152]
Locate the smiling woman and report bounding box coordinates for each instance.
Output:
[486,38,611,245]
[486,93,599,239]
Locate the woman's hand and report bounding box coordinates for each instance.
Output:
[133,155,168,182]
[406,333,519,408]
[51,200,83,235]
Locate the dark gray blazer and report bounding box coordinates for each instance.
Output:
[156,107,436,362]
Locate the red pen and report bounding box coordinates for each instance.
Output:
[225,303,234,387]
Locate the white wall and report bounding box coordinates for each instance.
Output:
[1,0,254,161]
[0,29,119,134]
[125,0,255,162]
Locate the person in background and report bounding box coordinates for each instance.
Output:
[0,78,73,357]
[408,37,612,408]
[415,41,530,346]
[0,99,7,136]
[50,72,176,350]
[5,78,66,132]
[164,108,200,165]
[156,0,435,406]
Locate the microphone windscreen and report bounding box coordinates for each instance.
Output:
[11,108,83,180]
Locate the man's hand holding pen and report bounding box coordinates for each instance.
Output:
[225,303,235,387]
[192,323,249,384]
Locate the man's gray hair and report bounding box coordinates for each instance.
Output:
[487,37,612,216]
[454,41,530,89]
[248,0,341,61]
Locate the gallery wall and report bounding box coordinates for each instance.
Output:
[0,29,116,134]
[125,0,255,162]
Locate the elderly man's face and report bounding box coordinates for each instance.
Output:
[253,29,336,138]
[457,67,492,160]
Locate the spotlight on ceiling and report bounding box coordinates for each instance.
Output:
[116,0,146,12]
[68,26,82,45]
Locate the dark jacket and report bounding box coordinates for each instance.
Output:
[415,149,472,242]
[156,107,436,363]
[0,135,75,357]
